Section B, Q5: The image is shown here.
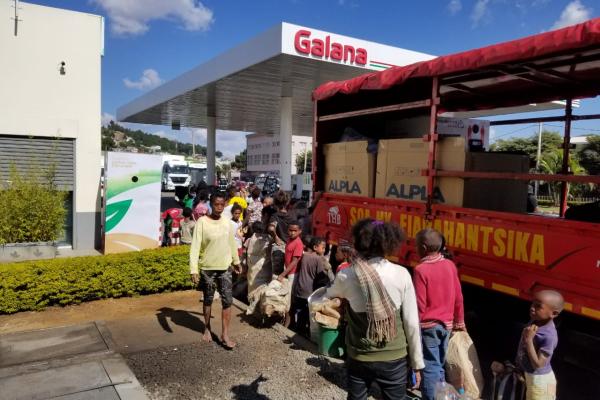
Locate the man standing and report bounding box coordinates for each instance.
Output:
[413,228,465,400]
[190,192,241,350]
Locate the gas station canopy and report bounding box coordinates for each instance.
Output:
[117,22,436,189]
[116,22,435,136]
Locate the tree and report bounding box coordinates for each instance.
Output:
[217,163,232,180]
[100,121,223,156]
[215,150,223,158]
[295,150,312,174]
[578,135,600,175]
[490,131,562,164]
[0,164,67,244]
[231,149,247,170]
[539,149,585,204]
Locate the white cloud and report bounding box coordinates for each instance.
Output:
[92,0,214,36]
[123,69,163,90]
[101,112,115,126]
[448,0,462,15]
[471,0,491,27]
[551,0,592,30]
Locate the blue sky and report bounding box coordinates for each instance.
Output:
[30,0,600,157]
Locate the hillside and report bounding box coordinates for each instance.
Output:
[101,121,223,157]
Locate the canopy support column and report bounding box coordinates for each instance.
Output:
[279,96,293,191]
[207,115,216,186]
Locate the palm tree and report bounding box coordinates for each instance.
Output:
[539,149,585,204]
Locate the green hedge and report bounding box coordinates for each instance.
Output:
[0,246,194,314]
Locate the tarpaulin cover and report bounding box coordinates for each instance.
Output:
[313,18,600,101]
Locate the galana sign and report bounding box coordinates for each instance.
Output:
[294,29,367,66]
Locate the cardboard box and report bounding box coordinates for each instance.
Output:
[375,137,466,205]
[323,141,375,197]
[464,153,529,213]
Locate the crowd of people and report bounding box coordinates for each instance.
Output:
[180,183,562,400]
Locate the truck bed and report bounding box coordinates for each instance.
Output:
[312,193,600,320]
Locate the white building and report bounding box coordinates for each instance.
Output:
[246,133,312,175]
[0,2,103,249]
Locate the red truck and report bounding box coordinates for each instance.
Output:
[311,21,600,328]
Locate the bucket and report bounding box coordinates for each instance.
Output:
[318,325,345,359]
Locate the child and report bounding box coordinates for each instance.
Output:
[182,185,196,209]
[516,290,563,400]
[278,222,303,283]
[413,228,465,400]
[193,190,211,220]
[277,222,303,327]
[335,240,355,273]
[180,207,195,245]
[245,187,263,225]
[161,208,183,247]
[291,236,334,336]
[230,203,244,257]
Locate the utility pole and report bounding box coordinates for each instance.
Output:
[192,130,195,158]
[303,142,308,175]
[534,122,543,196]
[11,0,22,36]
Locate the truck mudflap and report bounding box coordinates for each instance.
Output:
[312,193,600,320]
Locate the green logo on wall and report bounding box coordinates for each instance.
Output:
[105,199,133,232]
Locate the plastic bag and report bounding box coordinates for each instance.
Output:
[445,331,485,399]
[246,234,272,295]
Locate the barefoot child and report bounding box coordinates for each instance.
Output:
[516,290,563,400]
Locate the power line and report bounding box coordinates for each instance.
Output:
[493,124,538,140]
[545,123,600,133]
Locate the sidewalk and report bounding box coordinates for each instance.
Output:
[0,322,147,400]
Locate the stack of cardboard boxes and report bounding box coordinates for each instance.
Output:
[323,137,529,213]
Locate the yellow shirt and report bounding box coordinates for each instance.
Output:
[189,216,240,274]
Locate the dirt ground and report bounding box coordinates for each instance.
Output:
[0,290,202,335]
[0,290,370,399]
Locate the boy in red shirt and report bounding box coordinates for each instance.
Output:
[413,228,465,400]
[277,222,303,327]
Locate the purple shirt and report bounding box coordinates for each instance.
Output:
[516,320,558,375]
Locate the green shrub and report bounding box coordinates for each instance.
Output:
[0,164,67,244]
[0,246,194,314]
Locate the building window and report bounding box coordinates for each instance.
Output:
[272,153,280,164]
[262,154,270,165]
